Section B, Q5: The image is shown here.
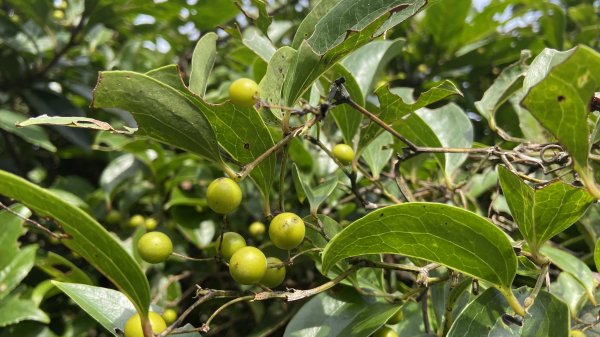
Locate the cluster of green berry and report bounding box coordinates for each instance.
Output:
[124,78,358,336]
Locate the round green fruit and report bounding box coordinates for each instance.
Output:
[162,308,177,325]
[229,246,267,285]
[372,326,398,337]
[128,214,145,227]
[124,312,167,337]
[105,210,122,225]
[249,221,266,238]
[216,232,247,261]
[269,212,305,250]
[260,257,286,288]
[571,331,586,337]
[206,177,242,214]
[137,232,173,264]
[387,309,403,324]
[229,78,260,107]
[144,218,158,230]
[332,144,355,165]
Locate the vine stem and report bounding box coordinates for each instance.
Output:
[237,118,318,180]
[157,292,219,337]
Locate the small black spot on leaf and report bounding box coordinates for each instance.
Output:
[557,95,565,102]
[244,143,250,150]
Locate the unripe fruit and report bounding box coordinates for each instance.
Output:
[260,257,286,288]
[571,330,586,337]
[229,78,260,107]
[387,309,403,324]
[162,308,177,325]
[332,144,354,165]
[105,210,122,225]
[216,232,247,261]
[137,232,173,264]
[124,312,166,337]
[229,246,267,285]
[373,326,398,337]
[269,212,305,250]
[128,214,145,227]
[249,221,266,238]
[144,218,158,230]
[206,177,242,214]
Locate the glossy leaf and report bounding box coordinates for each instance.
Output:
[284,293,400,337]
[329,63,365,144]
[0,245,36,301]
[0,170,150,315]
[362,132,393,180]
[242,27,276,62]
[0,294,49,327]
[521,45,600,178]
[189,32,217,96]
[447,287,569,337]
[498,166,594,252]
[92,70,223,166]
[393,113,445,170]
[0,204,30,268]
[259,46,297,121]
[341,38,406,99]
[283,0,427,105]
[322,203,517,288]
[540,245,595,304]
[553,272,587,316]
[37,252,94,285]
[0,110,56,152]
[293,164,338,215]
[359,81,462,151]
[417,103,473,176]
[53,282,200,337]
[99,154,140,198]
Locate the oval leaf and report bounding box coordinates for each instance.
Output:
[322,202,517,289]
[0,170,150,315]
[498,165,594,251]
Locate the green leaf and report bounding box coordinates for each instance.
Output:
[595,238,600,278]
[359,81,462,151]
[553,272,586,316]
[145,65,188,92]
[393,113,445,171]
[242,27,276,62]
[341,38,406,99]
[0,110,56,152]
[0,294,49,327]
[0,204,30,268]
[540,245,595,305]
[52,282,200,337]
[521,45,600,181]
[16,115,136,134]
[498,166,594,252]
[0,245,36,301]
[37,252,94,285]
[259,46,297,121]
[474,52,529,127]
[0,170,150,316]
[330,62,365,144]
[189,32,218,96]
[99,154,141,198]
[283,293,401,337]
[417,103,473,176]
[92,70,223,166]
[422,0,471,53]
[283,0,427,105]
[362,132,393,180]
[322,203,517,289]
[292,164,338,215]
[447,287,569,337]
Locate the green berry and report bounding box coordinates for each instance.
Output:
[229,246,267,285]
[229,78,260,107]
[269,212,305,250]
[216,232,247,261]
[128,214,145,227]
[105,210,123,225]
[162,309,177,325]
[373,326,398,337]
[137,232,173,264]
[206,177,242,214]
[144,218,158,230]
[248,221,266,238]
[260,257,286,288]
[124,312,166,337]
[387,308,403,324]
[332,144,355,165]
